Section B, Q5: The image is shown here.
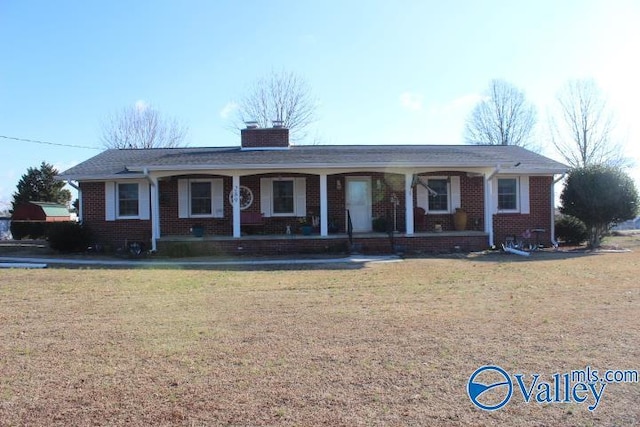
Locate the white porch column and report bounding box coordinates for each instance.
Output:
[77,186,83,223]
[320,173,328,236]
[232,174,241,238]
[150,176,160,251]
[405,172,414,235]
[484,174,494,247]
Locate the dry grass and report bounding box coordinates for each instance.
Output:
[1,235,639,426]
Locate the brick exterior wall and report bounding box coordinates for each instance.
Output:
[412,172,485,232]
[80,174,555,253]
[80,182,152,249]
[240,128,289,148]
[492,176,553,246]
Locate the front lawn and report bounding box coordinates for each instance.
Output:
[1,236,639,425]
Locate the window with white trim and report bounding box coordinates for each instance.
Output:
[498,178,518,211]
[272,180,295,215]
[178,178,224,218]
[428,179,449,212]
[416,175,460,214]
[105,180,149,221]
[190,181,212,216]
[118,183,139,217]
[260,177,306,217]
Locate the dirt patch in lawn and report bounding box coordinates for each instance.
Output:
[0,236,638,426]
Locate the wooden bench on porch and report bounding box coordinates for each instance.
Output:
[241,211,264,234]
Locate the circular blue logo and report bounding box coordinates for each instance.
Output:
[467,365,513,410]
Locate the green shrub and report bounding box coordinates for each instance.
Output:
[47,222,92,253]
[555,215,588,245]
[372,217,388,232]
[10,222,48,240]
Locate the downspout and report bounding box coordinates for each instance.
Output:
[143,168,159,252]
[65,180,82,222]
[485,165,500,248]
[550,173,566,248]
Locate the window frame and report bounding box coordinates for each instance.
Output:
[271,179,296,216]
[188,179,216,218]
[117,182,140,219]
[497,177,519,212]
[188,178,214,218]
[427,177,450,213]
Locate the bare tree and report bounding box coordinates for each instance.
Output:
[550,79,624,168]
[234,70,317,142]
[101,104,188,149]
[464,79,537,148]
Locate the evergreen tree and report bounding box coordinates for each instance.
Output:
[10,162,71,213]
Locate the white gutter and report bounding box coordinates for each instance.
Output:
[64,180,82,222]
[126,161,522,173]
[550,173,567,247]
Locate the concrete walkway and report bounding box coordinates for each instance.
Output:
[0,254,402,268]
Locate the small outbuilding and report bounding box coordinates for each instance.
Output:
[11,202,71,222]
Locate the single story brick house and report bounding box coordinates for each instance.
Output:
[58,125,567,255]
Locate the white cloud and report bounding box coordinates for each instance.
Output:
[219,102,238,119]
[448,94,484,111]
[399,92,424,111]
[135,99,149,112]
[428,93,484,115]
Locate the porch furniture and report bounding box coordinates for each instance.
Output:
[241,212,265,234]
[414,207,426,231]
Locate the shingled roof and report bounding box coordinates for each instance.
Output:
[58,144,567,180]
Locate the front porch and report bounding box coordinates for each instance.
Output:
[156,230,489,256]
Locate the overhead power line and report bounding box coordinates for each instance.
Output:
[0,135,100,150]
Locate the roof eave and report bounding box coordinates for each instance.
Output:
[56,173,145,182]
[127,161,518,172]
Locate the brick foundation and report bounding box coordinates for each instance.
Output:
[157,232,489,256]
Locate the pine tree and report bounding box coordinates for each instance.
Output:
[10,162,71,213]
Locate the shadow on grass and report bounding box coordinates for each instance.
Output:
[403,246,625,263]
[461,248,603,263]
[44,261,372,272]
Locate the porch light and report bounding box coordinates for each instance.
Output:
[376,179,382,190]
[336,179,342,191]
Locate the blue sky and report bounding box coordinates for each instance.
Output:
[1,0,639,209]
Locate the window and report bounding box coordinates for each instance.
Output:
[260,177,306,218]
[178,178,224,219]
[190,181,212,216]
[428,179,449,212]
[272,180,294,214]
[118,183,139,217]
[105,181,149,221]
[498,178,518,211]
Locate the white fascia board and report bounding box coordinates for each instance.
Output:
[498,168,568,175]
[129,162,516,174]
[56,174,145,182]
[144,166,500,179]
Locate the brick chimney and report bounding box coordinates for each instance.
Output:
[241,122,290,149]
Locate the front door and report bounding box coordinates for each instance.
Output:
[346,177,372,232]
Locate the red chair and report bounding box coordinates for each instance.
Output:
[414,207,426,231]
